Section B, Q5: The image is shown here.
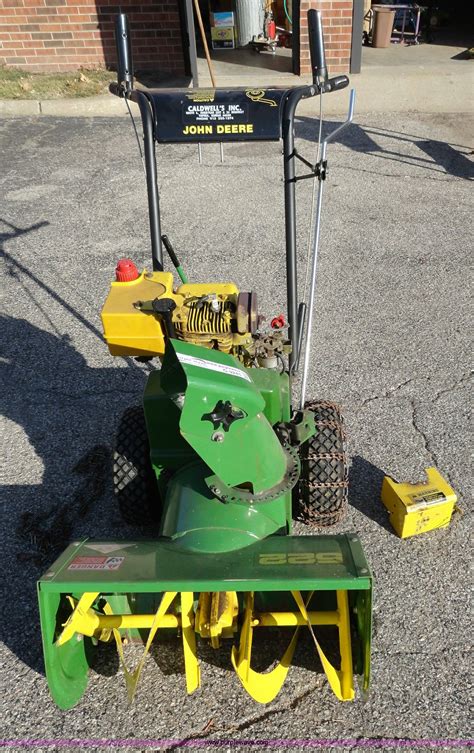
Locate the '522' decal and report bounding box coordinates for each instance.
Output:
[258,552,343,565]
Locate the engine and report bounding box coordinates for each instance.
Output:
[174,287,259,362]
[101,268,260,364]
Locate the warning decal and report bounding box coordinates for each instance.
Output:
[177,352,252,382]
[68,556,125,571]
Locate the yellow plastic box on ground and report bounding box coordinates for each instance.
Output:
[211,26,235,49]
[381,467,457,538]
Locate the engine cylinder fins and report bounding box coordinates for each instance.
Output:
[175,331,234,352]
[176,299,234,335]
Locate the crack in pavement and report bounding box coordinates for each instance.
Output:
[344,379,465,493]
[162,683,321,750]
[359,378,414,407]
[432,371,473,403]
[351,370,471,411]
[223,682,321,736]
[409,398,458,491]
[410,398,440,469]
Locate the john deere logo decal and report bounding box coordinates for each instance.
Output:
[246,89,277,107]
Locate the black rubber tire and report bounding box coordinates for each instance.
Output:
[113,405,161,526]
[294,401,348,527]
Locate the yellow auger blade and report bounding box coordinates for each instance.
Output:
[110,591,178,704]
[181,592,201,694]
[231,592,305,705]
[56,592,99,646]
[292,590,354,701]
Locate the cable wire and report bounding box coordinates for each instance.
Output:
[125,95,146,178]
[302,91,323,310]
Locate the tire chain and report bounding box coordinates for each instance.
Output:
[295,400,348,527]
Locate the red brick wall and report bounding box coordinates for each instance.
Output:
[0,0,186,73]
[300,0,353,75]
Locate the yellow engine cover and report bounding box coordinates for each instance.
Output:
[101,271,181,357]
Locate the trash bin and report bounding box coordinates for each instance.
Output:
[372,7,395,48]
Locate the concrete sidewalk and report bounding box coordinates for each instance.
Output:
[1,48,473,117]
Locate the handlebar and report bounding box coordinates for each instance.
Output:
[115,13,133,93]
[113,9,347,99]
[322,75,349,93]
[308,9,327,84]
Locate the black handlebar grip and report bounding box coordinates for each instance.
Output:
[324,75,349,93]
[308,9,328,84]
[115,14,134,92]
[108,82,121,97]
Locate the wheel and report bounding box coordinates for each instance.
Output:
[294,401,348,527]
[113,405,161,525]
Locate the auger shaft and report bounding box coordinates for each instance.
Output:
[58,606,344,636]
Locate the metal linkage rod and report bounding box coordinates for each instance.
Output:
[299,89,355,410]
[282,86,316,374]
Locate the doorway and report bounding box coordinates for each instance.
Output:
[185,0,299,86]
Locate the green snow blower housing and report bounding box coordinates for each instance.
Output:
[37,10,373,709]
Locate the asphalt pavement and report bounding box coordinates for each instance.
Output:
[0,108,473,752]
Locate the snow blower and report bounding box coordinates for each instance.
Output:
[38,10,372,709]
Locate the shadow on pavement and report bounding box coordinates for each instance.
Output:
[295,118,474,180]
[348,455,393,534]
[1,218,104,342]
[1,219,147,674]
[0,312,146,674]
[416,139,474,180]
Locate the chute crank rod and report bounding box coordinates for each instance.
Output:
[299,89,355,410]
